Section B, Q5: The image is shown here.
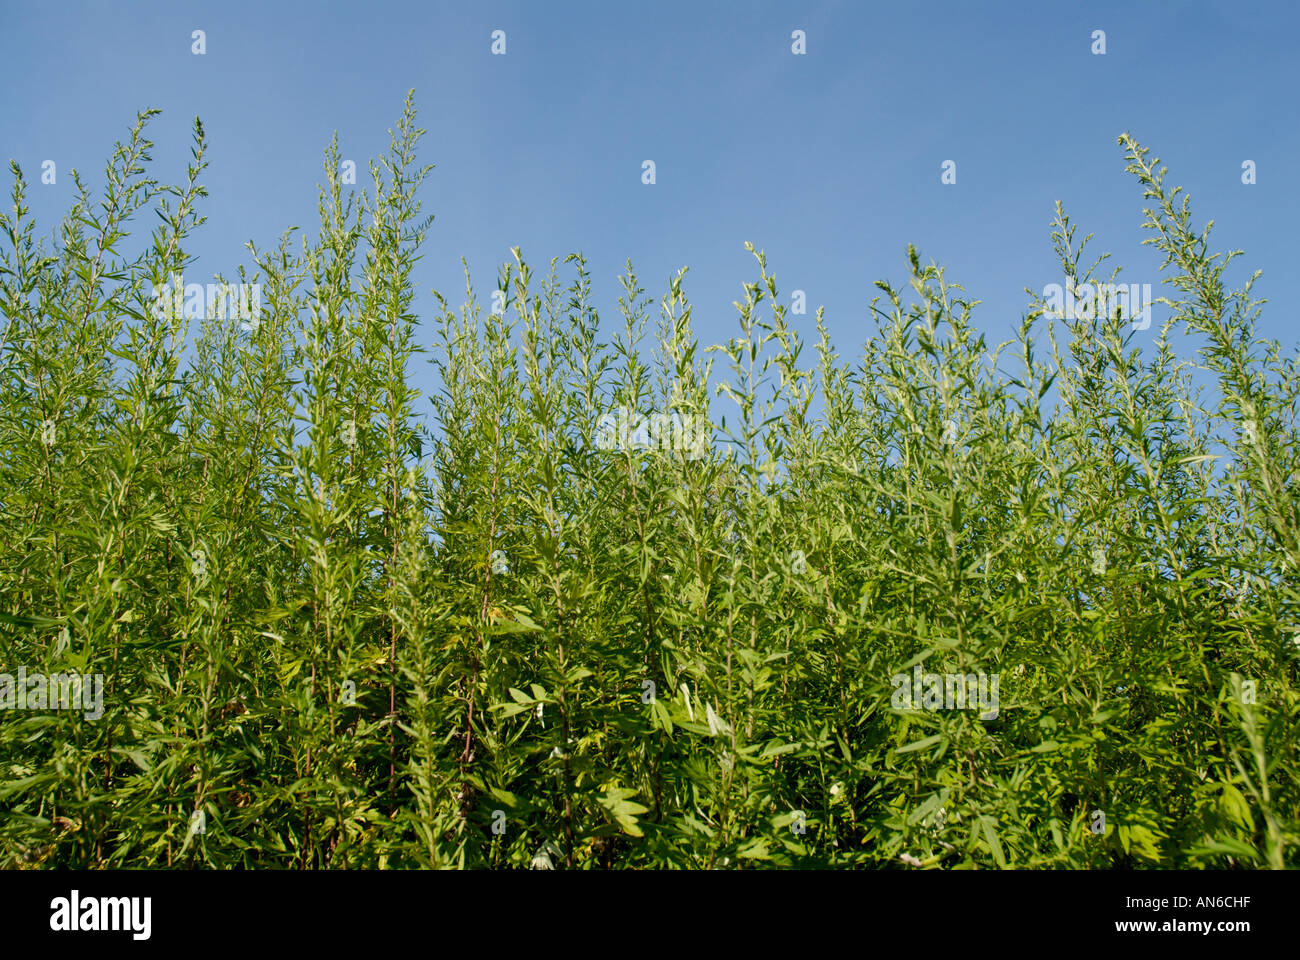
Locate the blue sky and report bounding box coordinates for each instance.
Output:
[2,0,1296,410]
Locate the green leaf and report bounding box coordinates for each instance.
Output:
[1218,782,1255,831]
[980,817,1007,868]
[896,733,946,755]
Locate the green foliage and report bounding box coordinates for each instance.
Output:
[1,104,1296,869]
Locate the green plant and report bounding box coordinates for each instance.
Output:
[1,102,1295,869]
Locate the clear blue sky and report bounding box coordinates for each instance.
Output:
[2,0,1297,404]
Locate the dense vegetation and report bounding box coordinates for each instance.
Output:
[2,96,1297,869]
